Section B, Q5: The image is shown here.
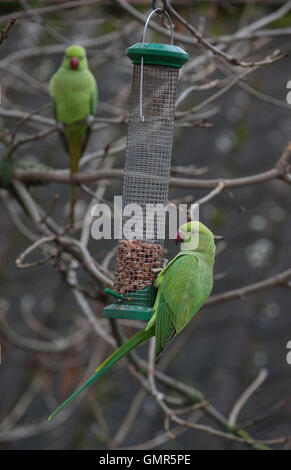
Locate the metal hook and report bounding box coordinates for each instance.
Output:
[152,0,167,14]
[140,8,174,122]
[142,9,173,46]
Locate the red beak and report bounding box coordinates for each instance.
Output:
[175,231,183,246]
[70,57,79,70]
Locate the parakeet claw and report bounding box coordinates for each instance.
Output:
[86,115,95,128]
[152,258,168,273]
[56,121,64,133]
[152,268,163,273]
[162,258,169,268]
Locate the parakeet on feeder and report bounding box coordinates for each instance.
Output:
[49,45,98,225]
[103,9,189,322]
[48,221,215,421]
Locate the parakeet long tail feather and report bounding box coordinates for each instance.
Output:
[70,183,77,226]
[48,325,154,421]
[68,139,82,226]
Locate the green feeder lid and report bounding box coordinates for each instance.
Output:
[127,42,189,69]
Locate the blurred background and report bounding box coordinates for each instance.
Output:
[0,0,290,450]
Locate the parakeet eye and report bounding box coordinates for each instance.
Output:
[70,57,79,69]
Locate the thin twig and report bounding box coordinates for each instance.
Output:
[229,369,269,426]
[0,17,16,46]
[167,4,287,68]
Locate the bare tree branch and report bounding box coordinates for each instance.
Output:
[0,17,16,46]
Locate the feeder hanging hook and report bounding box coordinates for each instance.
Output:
[152,0,167,14]
[140,6,174,122]
[142,8,173,46]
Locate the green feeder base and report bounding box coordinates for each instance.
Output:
[103,287,155,321]
[103,303,153,321]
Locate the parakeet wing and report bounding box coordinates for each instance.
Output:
[156,254,203,340]
[155,292,175,360]
[91,84,98,116]
[51,97,69,153]
[80,81,98,155]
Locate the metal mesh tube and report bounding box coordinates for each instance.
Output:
[124,64,179,243]
[114,64,179,304]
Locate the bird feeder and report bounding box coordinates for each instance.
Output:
[103,6,189,321]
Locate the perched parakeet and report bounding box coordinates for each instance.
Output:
[49,45,98,224]
[48,221,215,420]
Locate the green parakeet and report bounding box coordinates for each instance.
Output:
[49,45,98,224]
[48,221,215,420]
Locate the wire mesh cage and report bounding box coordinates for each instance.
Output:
[103,9,189,321]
